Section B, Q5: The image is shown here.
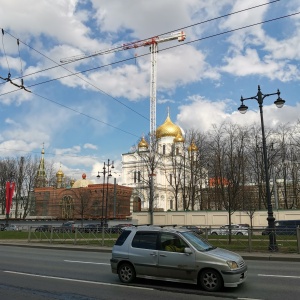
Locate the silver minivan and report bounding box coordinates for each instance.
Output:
[110,225,247,292]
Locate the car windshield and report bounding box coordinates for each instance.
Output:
[181,231,215,251]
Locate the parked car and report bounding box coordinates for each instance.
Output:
[262,220,300,235]
[109,224,133,234]
[35,225,52,232]
[78,223,102,233]
[53,221,76,233]
[110,225,247,292]
[4,224,19,231]
[210,224,248,236]
[180,225,203,235]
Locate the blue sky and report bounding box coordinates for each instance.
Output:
[0,0,300,182]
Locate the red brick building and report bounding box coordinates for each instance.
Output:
[34,181,132,220]
[34,148,132,221]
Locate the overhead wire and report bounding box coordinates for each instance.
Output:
[0,0,296,160]
[30,90,140,138]
[0,0,279,85]
[1,9,297,100]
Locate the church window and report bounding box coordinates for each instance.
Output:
[163,145,166,154]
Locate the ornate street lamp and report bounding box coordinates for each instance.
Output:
[238,85,285,251]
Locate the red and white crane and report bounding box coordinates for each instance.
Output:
[60,31,186,137]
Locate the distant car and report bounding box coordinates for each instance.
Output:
[0,223,5,231]
[54,221,76,233]
[180,225,203,235]
[109,224,133,234]
[211,224,248,236]
[262,220,300,235]
[4,224,19,231]
[35,225,52,232]
[238,224,250,228]
[79,224,102,233]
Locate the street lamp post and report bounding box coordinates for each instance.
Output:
[238,85,285,252]
[105,159,114,225]
[96,159,114,227]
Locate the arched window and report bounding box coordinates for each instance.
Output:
[60,195,74,219]
[163,144,166,154]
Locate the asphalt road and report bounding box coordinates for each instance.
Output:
[1,246,300,300]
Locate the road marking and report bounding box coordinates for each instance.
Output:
[238,298,263,300]
[4,271,153,290]
[64,260,110,265]
[258,274,300,279]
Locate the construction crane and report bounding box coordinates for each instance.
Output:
[60,31,186,138]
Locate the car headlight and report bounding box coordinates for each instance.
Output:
[226,260,238,270]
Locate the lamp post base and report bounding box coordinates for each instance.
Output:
[268,230,278,252]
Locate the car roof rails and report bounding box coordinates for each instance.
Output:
[159,224,177,228]
[133,224,151,227]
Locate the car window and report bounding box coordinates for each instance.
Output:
[159,233,187,252]
[182,231,215,251]
[115,230,131,246]
[131,231,158,250]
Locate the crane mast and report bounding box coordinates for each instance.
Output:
[60,31,186,138]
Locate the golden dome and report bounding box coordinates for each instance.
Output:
[188,141,198,152]
[56,166,64,178]
[173,133,185,143]
[156,114,182,139]
[138,136,148,148]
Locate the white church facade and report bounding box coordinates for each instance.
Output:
[121,113,207,212]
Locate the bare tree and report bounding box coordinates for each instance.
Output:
[136,133,163,223]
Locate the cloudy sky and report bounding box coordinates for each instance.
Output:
[0,0,299,182]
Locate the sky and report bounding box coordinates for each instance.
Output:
[0,0,300,183]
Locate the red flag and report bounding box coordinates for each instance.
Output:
[5,181,15,215]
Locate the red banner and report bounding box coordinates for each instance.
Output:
[5,181,15,215]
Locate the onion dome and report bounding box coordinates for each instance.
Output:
[173,132,185,143]
[156,113,182,139]
[138,136,149,148]
[56,166,64,179]
[188,140,198,152]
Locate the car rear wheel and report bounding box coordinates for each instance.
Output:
[236,232,243,236]
[199,269,223,292]
[211,232,217,235]
[118,263,136,283]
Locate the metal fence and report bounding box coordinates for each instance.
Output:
[25,225,300,254]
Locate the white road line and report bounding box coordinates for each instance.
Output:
[238,298,263,300]
[258,274,300,279]
[64,260,110,265]
[4,271,153,290]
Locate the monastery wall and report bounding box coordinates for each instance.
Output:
[132,210,300,227]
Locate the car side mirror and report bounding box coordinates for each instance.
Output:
[184,247,192,255]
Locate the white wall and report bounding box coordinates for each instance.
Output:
[132,210,300,227]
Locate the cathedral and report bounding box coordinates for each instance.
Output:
[121,112,207,212]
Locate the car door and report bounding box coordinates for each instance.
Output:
[129,231,159,277]
[157,233,196,282]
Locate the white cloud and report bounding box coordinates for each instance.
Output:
[177,94,298,134]
[84,143,97,150]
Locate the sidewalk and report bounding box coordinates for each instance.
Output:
[1,240,300,261]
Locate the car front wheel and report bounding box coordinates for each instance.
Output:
[118,263,136,283]
[199,269,223,292]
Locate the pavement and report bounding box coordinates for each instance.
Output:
[1,240,300,262]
